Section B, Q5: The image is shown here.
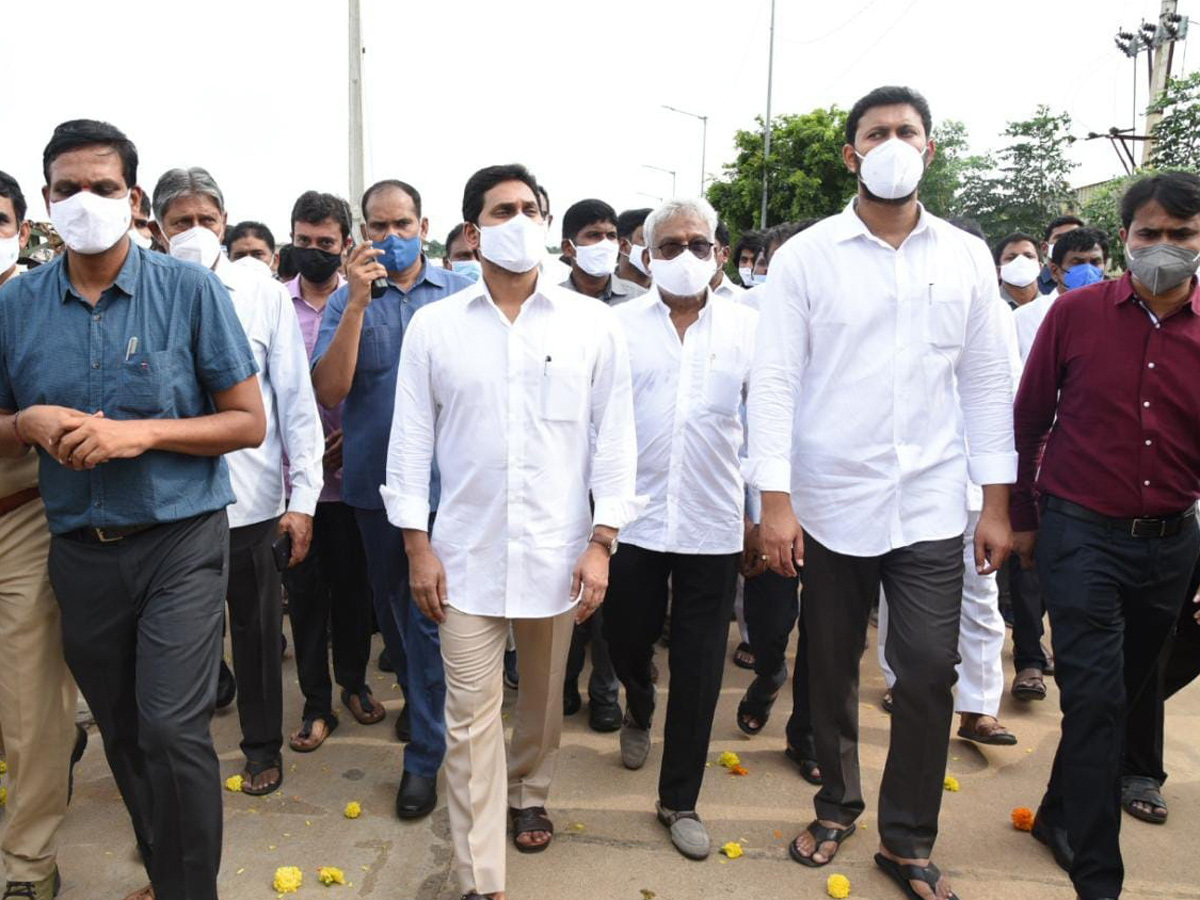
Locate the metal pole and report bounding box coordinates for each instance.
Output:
[700,116,708,195]
[348,0,366,231]
[1143,0,1180,164]
[760,0,776,229]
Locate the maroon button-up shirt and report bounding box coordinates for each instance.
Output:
[1012,272,1200,531]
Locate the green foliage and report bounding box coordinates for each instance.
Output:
[1078,173,1144,270]
[424,238,446,260]
[1148,72,1200,170]
[920,120,972,217]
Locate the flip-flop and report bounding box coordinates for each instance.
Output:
[289,714,338,753]
[733,642,756,669]
[788,821,855,868]
[784,746,823,785]
[1122,775,1168,824]
[510,806,554,854]
[736,672,784,736]
[240,757,284,797]
[874,853,960,900]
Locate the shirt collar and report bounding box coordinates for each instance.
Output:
[287,272,345,309]
[1114,270,1200,314]
[832,197,931,245]
[470,270,559,312]
[58,240,142,303]
[649,284,714,319]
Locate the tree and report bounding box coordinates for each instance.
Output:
[920,120,973,218]
[424,238,446,260]
[1148,71,1200,170]
[1079,173,1141,270]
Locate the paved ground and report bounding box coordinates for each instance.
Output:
[11,618,1200,900]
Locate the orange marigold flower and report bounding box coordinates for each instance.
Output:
[1011,807,1035,832]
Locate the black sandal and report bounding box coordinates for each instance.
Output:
[733,642,756,669]
[289,713,339,753]
[874,853,959,900]
[787,821,855,868]
[736,670,785,736]
[1122,775,1168,824]
[784,745,823,785]
[240,757,283,796]
[509,805,554,854]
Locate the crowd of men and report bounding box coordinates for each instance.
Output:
[0,83,1199,900]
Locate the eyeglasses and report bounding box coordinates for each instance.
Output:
[654,239,715,261]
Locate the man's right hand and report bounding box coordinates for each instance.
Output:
[323,429,344,471]
[408,543,448,623]
[346,242,387,310]
[16,405,91,454]
[760,491,804,577]
[1012,530,1038,570]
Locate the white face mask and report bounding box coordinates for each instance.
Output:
[572,238,619,278]
[128,228,153,250]
[738,266,754,285]
[627,242,650,276]
[49,190,132,255]
[0,233,19,272]
[856,137,927,201]
[650,248,716,298]
[167,225,223,269]
[233,255,274,278]
[478,215,546,273]
[999,254,1041,288]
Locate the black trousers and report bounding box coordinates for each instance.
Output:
[283,501,372,722]
[1122,552,1200,784]
[1036,505,1200,900]
[1006,554,1050,673]
[603,544,738,811]
[227,516,283,766]
[803,531,963,860]
[49,511,227,900]
[564,606,619,707]
[742,570,814,756]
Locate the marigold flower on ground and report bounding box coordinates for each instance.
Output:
[827,873,851,898]
[317,866,346,886]
[1011,807,1035,832]
[0,787,6,807]
[273,866,303,893]
[224,774,244,793]
[943,776,960,792]
[0,759,8,774]
[716,751,741,769]
[343,801,362,819]
[729,764,749,776]
[720,841,743,859]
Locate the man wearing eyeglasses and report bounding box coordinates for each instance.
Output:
[603,197,759,861]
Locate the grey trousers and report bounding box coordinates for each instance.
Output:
[48,511,228,900]
[802,530,963,859]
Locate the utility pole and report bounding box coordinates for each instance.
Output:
[642,164,678,198]
[760,0,776,229]
[1143,0,1181,164]
[348,0,366,231]
[1115,1,1188,166]
[661,105,708,195]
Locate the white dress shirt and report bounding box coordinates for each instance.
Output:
[616,288,758,555]
[1013,289,1059,362]
[217,255,324,529]
[712,273,746,302]
[738,283,766,311]
[381,277,645,619]
[745,201,1018,557]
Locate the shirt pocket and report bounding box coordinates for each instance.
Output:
[361,324,400,373]
[924,285,968,350]
[540,360,588,422]
[703,365,744,415]
[116,349,176,417]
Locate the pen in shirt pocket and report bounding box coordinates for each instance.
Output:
[125,337,139,361]
[544,354,551,375]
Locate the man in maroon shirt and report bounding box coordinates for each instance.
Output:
[1012,171,1200,900]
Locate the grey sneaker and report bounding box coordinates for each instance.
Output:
[619,714,651,770]
[4,867,61,900]
[656,803,711,860]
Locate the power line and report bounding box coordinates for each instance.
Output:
[793,0,887,45]
[818,0,923,97]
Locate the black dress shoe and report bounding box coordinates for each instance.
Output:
[589,702,622,733]
[396,771,437,819]
[216,660,237,709]
[563,681,582,716]
[394,704,411,743]
[1032,809,1074,873]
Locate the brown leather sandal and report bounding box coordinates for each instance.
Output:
[342,687,385,725]
[1012,669,1047,702]
[289,714,338,753]
[957,714,1018,746]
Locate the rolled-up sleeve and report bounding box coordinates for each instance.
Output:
[193,271,258,394]
[268,288,324,516]
[744,246,808,493]
[957,247,1018,488]
[588,312,647,530]
[381,308,436,531]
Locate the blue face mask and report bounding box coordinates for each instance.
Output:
[373,234,421,273]
[451,259,482,282]
[1062,263,1104,290]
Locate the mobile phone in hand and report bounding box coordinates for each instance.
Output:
[271,533,293,572]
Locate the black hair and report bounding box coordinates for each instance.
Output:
[227,220,276,253]
[0,170,27,223]
[290,190,352,239]
[462,164,541,225]
[845,86,932,145]
[536,184,550,217]
[617,208,652,240]
[562,199,617,243]
[733,229,766,264]
[137,191,151,218]
[1042,215,1084,242]
[992,231,1040,265]
[1119,171,1200,230]
[445,223,466,252]
[1051,226,1109,267]
[362,179,422,220]
[764,220,818,258]
[715,220,731,247]
[42,119,138,188]
[948,217,987,242]
[276,244,298,281]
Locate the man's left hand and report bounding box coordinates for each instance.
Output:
[739,523,768,578]
[973,506,1013,575]
[570,543,610,624]
[55,412,152,470]
[277,512,313,566]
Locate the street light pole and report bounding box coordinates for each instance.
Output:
[761,0,776,229]
[348,0,366,232]
[642,164,678,198]
[662,104,708,195]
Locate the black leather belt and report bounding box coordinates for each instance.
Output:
[1042,495,1195,539]
[60,522,159,544]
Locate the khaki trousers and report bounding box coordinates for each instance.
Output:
[0,499,77,882]
[440,606,575,896]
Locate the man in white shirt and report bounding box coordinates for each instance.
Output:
[993,232,1042,309]
[748,86,1016,900]
[709,220,746,302]
[153,168,324,797]
[616,208,653,291]
[604,197,758,861]
[558,199,645,307]
[1014,226,1109,362]
[382,164,642,900]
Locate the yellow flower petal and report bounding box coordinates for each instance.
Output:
[0,786,7,807]
[827,873,852,898]
[273,866,303,893]
[943,776,960,792]
[317,866,346,886]
[0,760,8,774]
[224,775,244,793]
[716,751,741,769]
[720,841,743,859]
[344,801,362,819]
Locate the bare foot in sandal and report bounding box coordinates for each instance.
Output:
[289,715,337,753]
[876,846,956,900]
[790,819,852,866]
[123,886,154,900]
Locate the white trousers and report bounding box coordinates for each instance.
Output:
[878,511,1006,717]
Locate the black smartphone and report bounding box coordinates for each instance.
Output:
[361,224,388,299]
[271,533,293,572]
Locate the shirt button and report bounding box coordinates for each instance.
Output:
[1145,439,1153,446]
[92,362,100,370]
[1144,480,1151,486]
[93,314,101,321]
[93,501,101,508]
[1148,362,1156,369]
[1143,401,1150,408]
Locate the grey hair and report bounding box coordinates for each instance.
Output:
[152,166,225,222]
[643,197,718,250]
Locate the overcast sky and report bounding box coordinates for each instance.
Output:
[7,0,1192,244]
